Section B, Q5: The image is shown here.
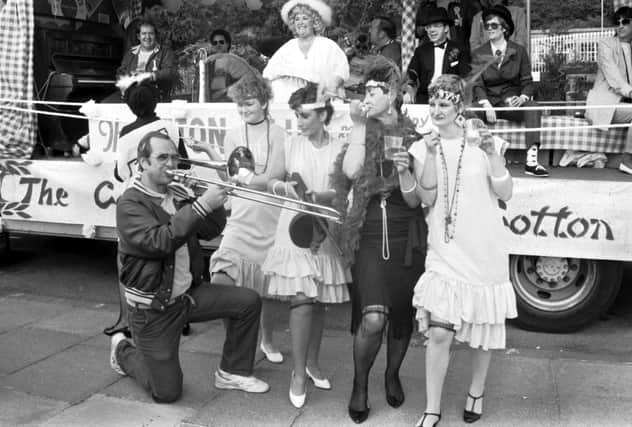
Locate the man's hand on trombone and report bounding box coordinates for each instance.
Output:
[197,184,228,212]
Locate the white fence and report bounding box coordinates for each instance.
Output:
[530,29,614,73]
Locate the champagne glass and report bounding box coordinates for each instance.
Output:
[465,118,487,147]
[384,135,404,160]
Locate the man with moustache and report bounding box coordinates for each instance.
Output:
[110,131,270,403]
[405,7,470,104]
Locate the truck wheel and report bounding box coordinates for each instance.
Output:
[509,256,623,333]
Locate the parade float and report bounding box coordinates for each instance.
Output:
[0,0,630,332]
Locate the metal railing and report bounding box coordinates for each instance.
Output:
[530,28,614,73]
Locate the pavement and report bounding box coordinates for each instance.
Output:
[1,290,632,427]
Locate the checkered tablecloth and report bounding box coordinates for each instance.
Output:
[401,0,418,72]
[0,0,35,159]
[489,116,628,153]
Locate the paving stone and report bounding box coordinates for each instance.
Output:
[182,362,298,427]
[506,318,632,360]
[33,307,117,337]
[102,352,222,409]
[558,394,632,427]
[0,327,84,375]
[445,351,557,400]
[39,394,195,427]
[0,296,73,333]
[2,344,117,402]
[554,359,632,400]
[0,388,68,426]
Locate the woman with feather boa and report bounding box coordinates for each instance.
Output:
[329,56,427,424]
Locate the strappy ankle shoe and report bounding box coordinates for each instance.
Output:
[463,392,484,423]
[415,412,441,427]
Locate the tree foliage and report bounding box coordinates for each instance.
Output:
[527,0,614,30]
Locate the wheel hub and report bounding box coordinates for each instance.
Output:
[535,257,569,283]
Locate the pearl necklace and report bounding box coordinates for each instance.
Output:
[437,129,466,243]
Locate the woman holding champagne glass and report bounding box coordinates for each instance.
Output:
[409,74,517,427]
[330,56,427,424]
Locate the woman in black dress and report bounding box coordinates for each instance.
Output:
[330,56,427,424]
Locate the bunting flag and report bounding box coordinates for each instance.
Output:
[401,0,418,72]
[0,0,36,159]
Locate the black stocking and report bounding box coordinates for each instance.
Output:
[349,312,386,411]
[385,325,412,406]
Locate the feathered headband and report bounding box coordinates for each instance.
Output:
[280,0,332,27]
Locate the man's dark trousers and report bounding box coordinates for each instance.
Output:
[116,283,261,403]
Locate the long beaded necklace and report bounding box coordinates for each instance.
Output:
[243,118,271,174]
[437,129,466,243]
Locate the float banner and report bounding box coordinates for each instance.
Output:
[504,178,632,261]
[0,160,118,227]
[86,103,432,163]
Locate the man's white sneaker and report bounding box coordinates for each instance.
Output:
[110,332,127,376]
[214,368,270,393]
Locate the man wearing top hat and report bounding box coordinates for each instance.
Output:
[405,7,471,104]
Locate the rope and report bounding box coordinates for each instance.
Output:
[2,101,632,134]
[0,98,85,107]
[0,104,227,130]
[466,104,632,111]
[487,122,632,134]
[4,96,632,112]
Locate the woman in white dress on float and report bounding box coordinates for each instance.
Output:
[263,0,349,103]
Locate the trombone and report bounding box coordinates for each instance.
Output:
[168,159,342,224]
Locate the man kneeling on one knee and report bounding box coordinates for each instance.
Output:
[110,130,269,403]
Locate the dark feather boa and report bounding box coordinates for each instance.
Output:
[330,114,421,266]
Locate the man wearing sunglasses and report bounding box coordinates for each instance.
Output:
[209,29,232,54]
[586,6,632,175]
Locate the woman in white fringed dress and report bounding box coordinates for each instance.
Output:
[409,74,517,427]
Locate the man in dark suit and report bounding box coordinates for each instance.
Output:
[405,7,470,104]
[369,15,401,68]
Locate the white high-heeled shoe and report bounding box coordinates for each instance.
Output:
[305,367,331,390]
[260,341,283,364]
[289,372,306,408]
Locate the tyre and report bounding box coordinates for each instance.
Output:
[509,256,623,333]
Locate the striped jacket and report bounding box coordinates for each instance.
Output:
[116,179,226,310]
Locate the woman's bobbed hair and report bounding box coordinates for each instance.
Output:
[288,82,334,125]
[362,55,404,113]
[227,73,274,109]
[428,74,466,108]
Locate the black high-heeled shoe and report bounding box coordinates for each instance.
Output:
[415,412,441,427]
[463,392,484,423]
[348,385,370,424]
[385,374,405,408]
[348,404,370,424]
